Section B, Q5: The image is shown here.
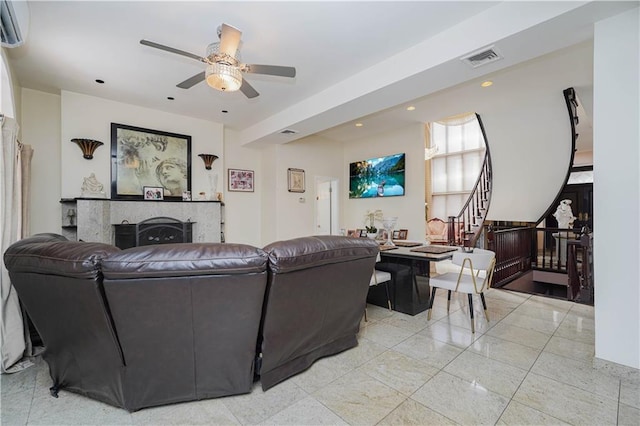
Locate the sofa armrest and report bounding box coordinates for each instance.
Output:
[4,237,120,279]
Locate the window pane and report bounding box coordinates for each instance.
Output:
[446,155,463,192]
[432,122,446,152]
[463,120,482,150]
[430,195,446,220]
[462,151,483,189]
[447,125,462,153]
[431,157,447,193]
[446,193,466,218]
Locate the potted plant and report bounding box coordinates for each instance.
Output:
[364,209,384,239]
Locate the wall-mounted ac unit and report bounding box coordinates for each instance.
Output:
[1,0,29,48]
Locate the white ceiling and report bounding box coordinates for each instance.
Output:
[6,1,635,147]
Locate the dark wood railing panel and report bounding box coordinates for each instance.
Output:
[532,227,575,271]
[489,226,534,287]
[567,232,593,304]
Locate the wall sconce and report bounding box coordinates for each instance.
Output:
[71,138,103,160]
[198,154,219,170]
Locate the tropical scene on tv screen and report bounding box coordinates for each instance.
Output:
[349,153,405,198]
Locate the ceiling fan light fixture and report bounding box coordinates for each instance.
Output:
[206,63,242,92]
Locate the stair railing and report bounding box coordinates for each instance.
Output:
[447,153,491,247]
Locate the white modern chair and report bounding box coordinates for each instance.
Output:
[427,248,496,333]
[364,254,393,321]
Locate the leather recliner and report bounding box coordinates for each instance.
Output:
[3,234,125,407]
[100,242,268,410]
[259,235,379,390]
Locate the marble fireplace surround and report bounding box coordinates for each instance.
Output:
[76,199,222,245]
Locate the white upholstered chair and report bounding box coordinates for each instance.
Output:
[427,248,496,333]
[364,254,392,321]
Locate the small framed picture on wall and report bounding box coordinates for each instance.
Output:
[287,168,305,193]
[228,169,254,192]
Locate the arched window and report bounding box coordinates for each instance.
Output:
[427,112,486,220]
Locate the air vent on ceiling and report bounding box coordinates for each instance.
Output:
[280,129,298,135]
[460,45,503,68]
[1,0,29,48]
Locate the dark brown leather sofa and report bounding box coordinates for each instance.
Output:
[4,234,268,411]
[4,233,378,411]
[259,235,379,390]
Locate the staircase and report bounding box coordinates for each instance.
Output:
[447,114,493,247]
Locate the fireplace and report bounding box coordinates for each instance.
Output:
[73,199,222,245]
[113,217,194,249]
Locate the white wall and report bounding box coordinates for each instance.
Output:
[223,128,263,247]
[222,131,344,247]
[270,135,344,243]
[260,145,278,245]
[60,91,223,200]
[21,89,61,234]
[343,124,425,240]
[593,8,639,369]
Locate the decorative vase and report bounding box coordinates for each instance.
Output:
[367,233,377,239]
[207,172,218,200]
[382,217,398,246]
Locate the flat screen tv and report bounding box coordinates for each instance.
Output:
[349,152,405,199]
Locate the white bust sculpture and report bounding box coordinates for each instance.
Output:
[81,173,106,198]
[553,199,576,229]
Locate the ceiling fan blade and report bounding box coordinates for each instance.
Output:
[239,79,259,99]
[177,72,206,89]
[219,23,242,58]
[140,39,206,63]
[244,64,296,78]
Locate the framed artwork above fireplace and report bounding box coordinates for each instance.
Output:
[110,123,191,200]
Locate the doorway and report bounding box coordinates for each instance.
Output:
[315,177,339,235]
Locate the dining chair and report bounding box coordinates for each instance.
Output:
[427,248,496,333]
[364,255,393,321]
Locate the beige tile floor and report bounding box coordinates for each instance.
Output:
[2,289,639,425]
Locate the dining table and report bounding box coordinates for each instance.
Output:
[372,242,459,315]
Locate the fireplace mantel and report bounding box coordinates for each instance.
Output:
[67,199,222,245]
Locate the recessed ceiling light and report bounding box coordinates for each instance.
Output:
[481,80,493,87]
[221,110,228,114]
[406,106,416,111]
[95,79,104,84]
[167,96,174,100]
[355,123,363,127]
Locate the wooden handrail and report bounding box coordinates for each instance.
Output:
[446,113,493,248]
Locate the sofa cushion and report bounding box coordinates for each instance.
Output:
[102,243,268,279]
[264,235,379,274]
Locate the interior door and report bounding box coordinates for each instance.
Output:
[315,178,338,235]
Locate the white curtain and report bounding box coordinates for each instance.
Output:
[1,116,34,372]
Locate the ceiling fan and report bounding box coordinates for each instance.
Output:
[140,23,296,99]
